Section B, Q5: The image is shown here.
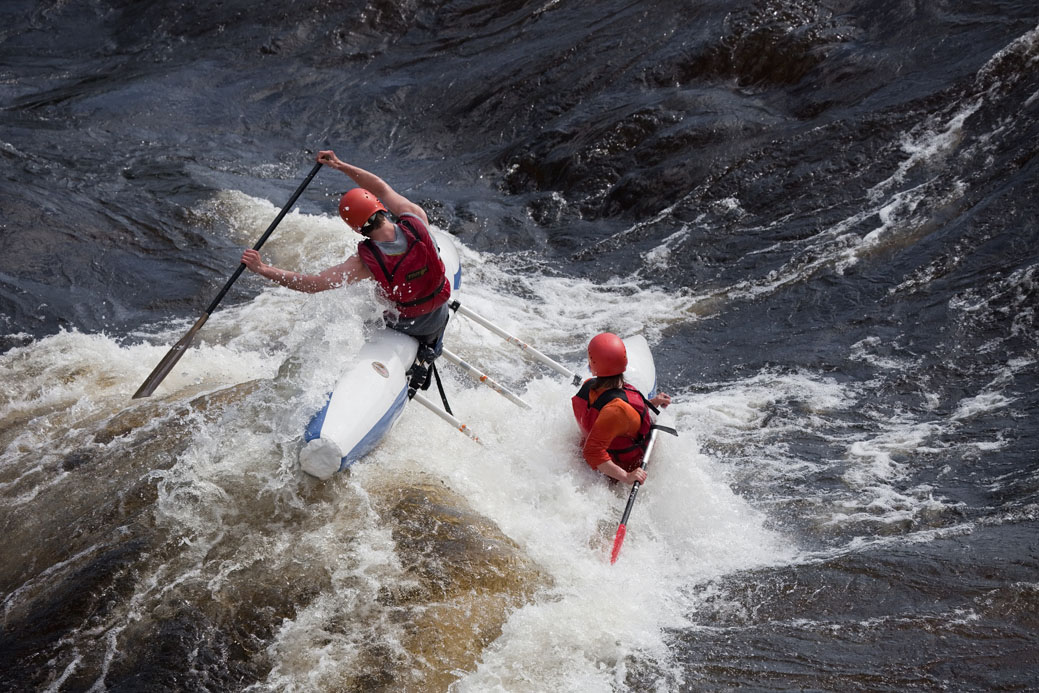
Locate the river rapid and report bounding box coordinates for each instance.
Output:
[2,1,1038,691]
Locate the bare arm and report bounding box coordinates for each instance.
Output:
[596,459,647,485]
[241,249,373,293]
[317,150,429,225]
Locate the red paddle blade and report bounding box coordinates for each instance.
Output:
[610,524,627,564]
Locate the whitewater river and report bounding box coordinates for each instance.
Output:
[2,0,1037,690]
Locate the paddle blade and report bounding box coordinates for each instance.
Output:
[132,314,209,399]
[610,523,627,564]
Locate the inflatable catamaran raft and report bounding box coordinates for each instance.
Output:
[124,161,664,486]
[125,158,672,564]
[298,229,661,480]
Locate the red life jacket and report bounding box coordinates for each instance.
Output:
[356,214,451,318]
[571,381,653,471]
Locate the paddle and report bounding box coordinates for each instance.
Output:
[132,161,323,399]
[609,420,668,564]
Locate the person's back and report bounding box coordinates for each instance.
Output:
[571,333,670,484]
[573,379,648,471]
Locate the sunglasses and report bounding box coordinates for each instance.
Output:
[359,212,382,235]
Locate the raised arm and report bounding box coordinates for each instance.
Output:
[317,150,428,225]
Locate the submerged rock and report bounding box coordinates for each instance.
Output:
[354,477,552,692]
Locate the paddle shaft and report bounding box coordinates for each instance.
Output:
[133,161,323,398]
[208,161,323,312]
[609,425,661,564]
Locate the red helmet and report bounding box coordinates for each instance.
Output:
[338,188,387,232]
[588,332,627,377]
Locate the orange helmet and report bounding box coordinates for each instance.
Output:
[338,188,387,232]
[588,332,627,377]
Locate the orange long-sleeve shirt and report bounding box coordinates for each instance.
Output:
[579,387,642,470]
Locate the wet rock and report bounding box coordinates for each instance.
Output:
[358,478,552,692]
[0,380,263,613]
[93,379,263,445]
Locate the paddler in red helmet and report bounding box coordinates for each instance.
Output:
[241,150,451,361]
[572,333,672,484]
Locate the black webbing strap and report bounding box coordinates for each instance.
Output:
[651,423,678,437]
[432,362,452,415]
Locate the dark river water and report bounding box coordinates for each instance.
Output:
[2,1,1038,691]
